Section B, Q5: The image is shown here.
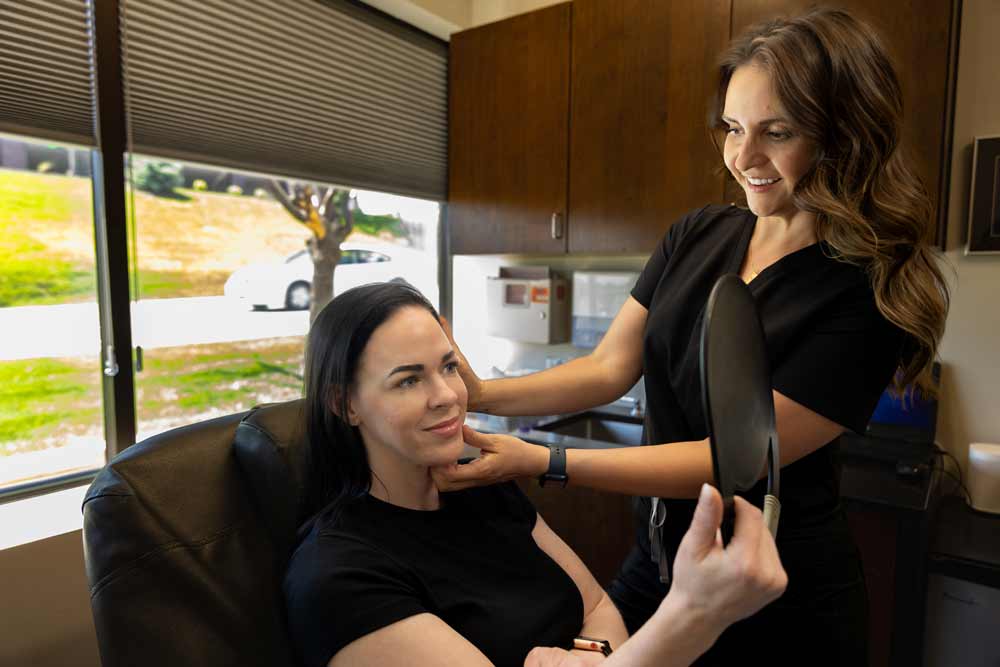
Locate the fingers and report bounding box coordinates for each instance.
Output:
[729,495,764,555]
[438,315,457,344]
[731,495,787,601]
[462,424,487,449]
[430,460,487,491]
[681,483,724,556]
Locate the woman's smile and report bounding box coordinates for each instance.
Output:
[424,415,461,437]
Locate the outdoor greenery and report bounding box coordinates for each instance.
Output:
[0,165,415,476]
[0,338,304,454]
[133,159,185,198]
[0,168,97,307]
[0,357,95,446]
[0,168,314,306]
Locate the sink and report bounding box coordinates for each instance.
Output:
[535,411,643,446]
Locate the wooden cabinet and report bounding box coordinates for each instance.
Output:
[568,0,730,253]
[448,0,957,253]
[448,4,572,255]
[449,0,731,256]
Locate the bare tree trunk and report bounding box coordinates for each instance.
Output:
[308,223,351,323]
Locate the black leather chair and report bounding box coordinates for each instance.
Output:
[82,400,311,667]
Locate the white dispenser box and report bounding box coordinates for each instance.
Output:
[486,266,569,344]
[572,271,639,348]
[968,443,1000,514]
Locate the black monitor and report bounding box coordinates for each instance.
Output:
[865,362,941,445]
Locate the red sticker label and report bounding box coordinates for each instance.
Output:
[531,286,550,303]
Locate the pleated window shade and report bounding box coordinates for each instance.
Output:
[121,0,448,200]
[0,0,97,146]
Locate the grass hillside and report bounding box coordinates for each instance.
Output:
[0,168,316,306]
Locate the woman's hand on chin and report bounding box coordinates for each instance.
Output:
[431,425,548,491]
[524,647,604,667]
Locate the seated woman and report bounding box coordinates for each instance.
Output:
[284,282,785,667]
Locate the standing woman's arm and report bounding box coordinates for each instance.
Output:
[437,391,845,499]
[444,297,648,418]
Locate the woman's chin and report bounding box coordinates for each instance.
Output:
[424,436,466,467]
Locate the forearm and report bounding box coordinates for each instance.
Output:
[530,440,714,499]
[477,355,635,417]
[577,592,629,651]
[603,594,723,667]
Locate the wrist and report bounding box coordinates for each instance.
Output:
[468,377,487,413]
[527,442,551,478]
[657,592,724,650]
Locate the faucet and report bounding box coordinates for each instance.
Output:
[618,395,643,417]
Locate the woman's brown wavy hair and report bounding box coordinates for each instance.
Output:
[709,7,949,394]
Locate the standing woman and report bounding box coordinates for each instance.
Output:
[434,8,949,665]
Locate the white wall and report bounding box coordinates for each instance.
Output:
[935,0,1000,475]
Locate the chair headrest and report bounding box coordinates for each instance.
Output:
[232,399,310,564]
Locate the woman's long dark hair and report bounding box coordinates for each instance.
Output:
[303,281,439,520]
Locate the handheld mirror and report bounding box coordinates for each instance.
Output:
[699,274,781,543]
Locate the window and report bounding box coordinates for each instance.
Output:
[128,157,441,441]
[0,134,105,492]
[0,0,447,503]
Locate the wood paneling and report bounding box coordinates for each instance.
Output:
[448,4,572,255]
[568,0,731,254]
[519,480,635,587]
[730,0,957,246]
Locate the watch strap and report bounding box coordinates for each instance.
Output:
[539,445,568,487]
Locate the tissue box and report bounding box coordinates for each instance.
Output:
[969,443,1000,514]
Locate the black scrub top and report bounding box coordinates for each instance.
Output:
[631,204,905,559]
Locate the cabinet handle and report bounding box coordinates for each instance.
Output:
[551,212,564,240]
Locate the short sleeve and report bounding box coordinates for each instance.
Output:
[631,206,711,308]
[284,534,427,667]
[771,294,905,434]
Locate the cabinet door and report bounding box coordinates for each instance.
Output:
[448,4,571,255]
[728,1,957,246]
[568,0,731,254]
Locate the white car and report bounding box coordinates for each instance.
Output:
[223,242,439,311]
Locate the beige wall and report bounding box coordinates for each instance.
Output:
[361,0,568,37]
[936,0,1000,474]
[469,0,567,26]
[0,530,100,667]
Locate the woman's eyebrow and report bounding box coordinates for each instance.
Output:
[721,114,788,126]
[387,351,455,378]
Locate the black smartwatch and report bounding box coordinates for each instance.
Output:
[538,445,568,487]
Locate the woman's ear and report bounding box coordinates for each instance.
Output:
[329,389,362,426]
[345,393,362,427]
[328,388,361,426]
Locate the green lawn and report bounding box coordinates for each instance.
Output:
[0,338,304,455]
[0,168,308,306]
[0,169,97,306]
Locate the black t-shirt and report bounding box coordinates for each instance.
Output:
[283,482,583,667]
[631,204,905,553]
